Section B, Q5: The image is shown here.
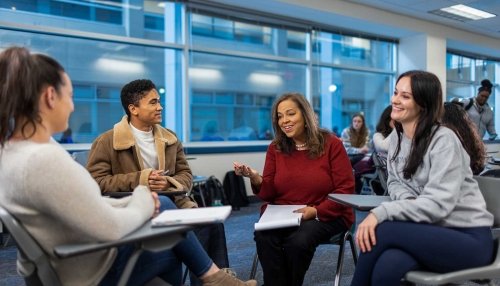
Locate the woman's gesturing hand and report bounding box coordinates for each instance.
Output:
[233,162,259,178]
[355,213,379,253]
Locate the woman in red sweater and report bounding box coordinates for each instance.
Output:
[234,92,355,286]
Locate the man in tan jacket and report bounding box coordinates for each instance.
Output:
[87,79,230,285]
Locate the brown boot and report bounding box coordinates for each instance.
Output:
[201,269,257,286]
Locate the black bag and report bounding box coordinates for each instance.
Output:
[193,176,227,207]
[223,171,249,210]
[464,98,474,111]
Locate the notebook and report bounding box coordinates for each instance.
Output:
[254,204,306,231]
[152,206,232,227]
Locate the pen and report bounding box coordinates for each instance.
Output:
[160,170,170,176]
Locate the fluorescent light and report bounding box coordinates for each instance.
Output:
[95,58,145,73]
[440,4,496,20]
[248,72,282,86]
[189,68,222,80]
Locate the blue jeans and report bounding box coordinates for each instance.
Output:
[100,196,213,286]
[351,221,493,286]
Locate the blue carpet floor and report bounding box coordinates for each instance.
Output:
[1,203,497,285]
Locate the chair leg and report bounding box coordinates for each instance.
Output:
[249,252,259,280]
[345,231,358,265]
[334,231,358,286]
[182,266,189,285]
[334,237,346,286]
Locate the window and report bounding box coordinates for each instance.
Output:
[312,31,394,70]
[1,1,398,145]
[189,12,307,59]
[446,52,498,139]
[312,67,392,134]
[189,52,306,141]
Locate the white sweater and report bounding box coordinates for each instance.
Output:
[0,140,154,286]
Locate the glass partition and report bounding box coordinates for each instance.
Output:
[189,52,307,141]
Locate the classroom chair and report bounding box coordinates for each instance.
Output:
[404,176,500,285]
[249,225,357,286]
[0,205,186,286]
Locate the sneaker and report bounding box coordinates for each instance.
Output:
[201,269,257,286]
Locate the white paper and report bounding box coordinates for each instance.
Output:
[254,204,306,231]
[151,206,232,227]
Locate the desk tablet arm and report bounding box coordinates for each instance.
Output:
[54,223,189,286]
[104,190,188,198]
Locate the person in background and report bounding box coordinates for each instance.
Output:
[58,127,73,143]
[372,105,394,153]
[352,70,493,286]
[341,113,370,165]
[201,120,224,141]
[86,79,251,285]
[233,92,355,286]
[443,102,487,175]
[341,113,371,193]
[454,79,497,140]
[0,46,255,286]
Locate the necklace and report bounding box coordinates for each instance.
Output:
[295,142,307,150]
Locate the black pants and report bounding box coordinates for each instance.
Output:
[254,218,347,286]
[188,223,229,285]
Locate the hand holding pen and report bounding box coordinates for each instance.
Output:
[148,169,171,191]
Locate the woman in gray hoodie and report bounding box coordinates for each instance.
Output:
[351,70,494,286]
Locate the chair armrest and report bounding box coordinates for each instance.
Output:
[53,221,190,258]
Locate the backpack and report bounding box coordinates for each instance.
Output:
[192,176,227,207]
[223,171,249,210]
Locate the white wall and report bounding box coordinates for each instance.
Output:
[188,151,267,196]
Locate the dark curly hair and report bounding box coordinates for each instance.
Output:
[120,79,156,118]
[442,102,486,174]
[478,79,493,95]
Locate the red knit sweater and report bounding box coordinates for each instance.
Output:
[253,134,355,227]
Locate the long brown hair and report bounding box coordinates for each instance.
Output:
[443,102,486,174]
[348,113,369,147]
[0,47,65,147]
[271,92,330,158]
[392,70,444,179]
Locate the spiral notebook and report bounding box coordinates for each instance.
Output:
[152,206,232,227]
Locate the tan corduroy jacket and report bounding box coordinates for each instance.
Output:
[87,116,197,209]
